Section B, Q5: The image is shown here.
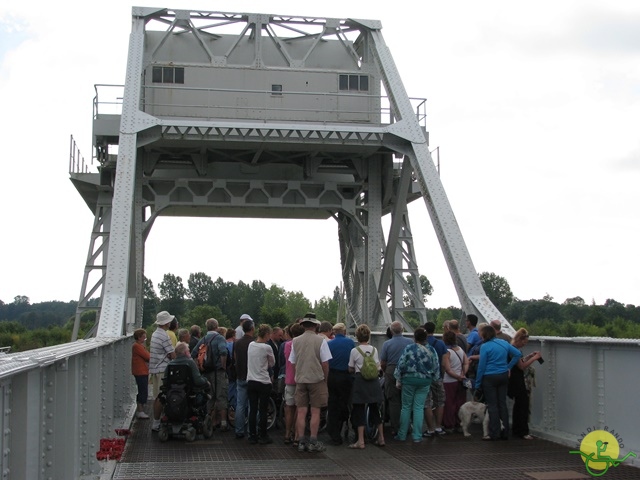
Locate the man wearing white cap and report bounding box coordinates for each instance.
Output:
[235,313,253,340]
[150,311,176,431]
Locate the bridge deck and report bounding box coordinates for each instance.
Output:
[110,416,638,480]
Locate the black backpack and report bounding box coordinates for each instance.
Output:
[165,384,189,421]
[163,364,192,421]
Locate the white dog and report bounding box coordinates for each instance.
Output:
[458,401,490,437]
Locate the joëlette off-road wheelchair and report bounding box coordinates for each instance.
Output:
[157,363,214,442]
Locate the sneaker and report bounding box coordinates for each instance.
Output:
[258,435,273,445]
[393,435,406,442]
[297,442,308,452]
[235,433,245,440]
[422,431,433,438]
[151,420,160,432]
[136,411,149,419]
[435,428,446,436]
[413,438,423,444]
[307,441,326,453]
[248,435,258,445]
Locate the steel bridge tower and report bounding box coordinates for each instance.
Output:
[70,7,512,338]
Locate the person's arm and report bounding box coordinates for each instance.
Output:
[507,344,523,370]
[379,343,388,371]
[475,344,487,389]
[517,351,541,370]
[462,352,469,376]
[321,360,329,382]
[443,351,461,380]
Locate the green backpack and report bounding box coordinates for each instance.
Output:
[356,346,379,380]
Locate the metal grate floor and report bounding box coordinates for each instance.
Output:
[112,417,640,480]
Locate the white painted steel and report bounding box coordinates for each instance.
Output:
[0,338,136,479]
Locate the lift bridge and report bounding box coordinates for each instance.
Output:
[0,7,638,479]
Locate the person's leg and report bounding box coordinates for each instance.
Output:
[424,389,435,434]
[454,382,467,429]
[396,384,415,440]
[350,403,366,447]
[326,373,341,442]
[247,381,259,440]
[384,367,401,434]
[235,379,248,437]
[295,383,310,447]
[258,382,271,440]
[412,383,430,441]
[217,371,229,430]
[512,389,530,437]
[442,381,458,429]
[482,375,501,439]
[496,372,510,439]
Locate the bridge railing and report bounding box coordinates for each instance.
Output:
[0,337,134,480]
[0,335,637,479]
[524,336,639,467]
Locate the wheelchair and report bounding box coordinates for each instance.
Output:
[158,363,214,442]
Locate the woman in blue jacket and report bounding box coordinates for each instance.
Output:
[475,324,522,441]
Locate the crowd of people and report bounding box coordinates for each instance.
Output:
[131,310,542,449]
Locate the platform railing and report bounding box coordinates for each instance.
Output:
[0,337,134,479]
[0,335,637,479]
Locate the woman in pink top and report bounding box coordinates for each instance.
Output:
[283,322,305,444]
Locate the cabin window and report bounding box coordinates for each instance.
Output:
[339,74,369,92]
[271,84,283,96]
[152,66,185,84]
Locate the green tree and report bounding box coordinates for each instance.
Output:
[143,276,159,327]
[183,304,228,330]
[187,272,214,307]
[435,308,453,328]
[285,291,311,321]
[479,272,514,311]
[404,274,433,306]
[563,296,585,306]
[158,273,186,317]
[314,296,339,324]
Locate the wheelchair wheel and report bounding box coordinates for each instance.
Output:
[185,426,197,442]
[203,414,214,439]
[158,425,170,442]
[227,405,236,428]
[365,404,381,440]
[265,396,277,431]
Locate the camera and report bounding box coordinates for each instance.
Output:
[537,357,545,364]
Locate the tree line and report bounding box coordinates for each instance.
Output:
[1,271,638,352]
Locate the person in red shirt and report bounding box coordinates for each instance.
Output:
[132,328,151,419]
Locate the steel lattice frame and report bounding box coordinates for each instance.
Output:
[70,7,514,338]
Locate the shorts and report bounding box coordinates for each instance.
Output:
[284,385,296,406]
[426,379,446,408]
[150,373,163,399]
[295,381,328,409]
[206,370,229,409]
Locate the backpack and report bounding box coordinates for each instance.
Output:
[197,333,219,372]
[356,346,379,380]
[165,384,189,421]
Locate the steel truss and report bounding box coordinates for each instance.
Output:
[70,7,513,338]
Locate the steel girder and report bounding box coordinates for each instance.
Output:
[74,7,512,338]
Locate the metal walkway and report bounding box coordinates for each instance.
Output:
[112,417,639,480]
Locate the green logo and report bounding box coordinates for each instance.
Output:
[569,429,636,477]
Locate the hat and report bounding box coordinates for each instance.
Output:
[155,311,175,326]
[301,312,320,325]
[239,313,253,322]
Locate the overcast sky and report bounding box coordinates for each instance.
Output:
[0,0,638,311]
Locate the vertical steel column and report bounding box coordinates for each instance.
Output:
[368,28,511,330]
[98,14,154,337]
[366,157,384,328]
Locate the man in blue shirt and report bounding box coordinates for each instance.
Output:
[380,321,412,436]
[423,322,448,436]
[326,323,355,445]
[465,314,481,353]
